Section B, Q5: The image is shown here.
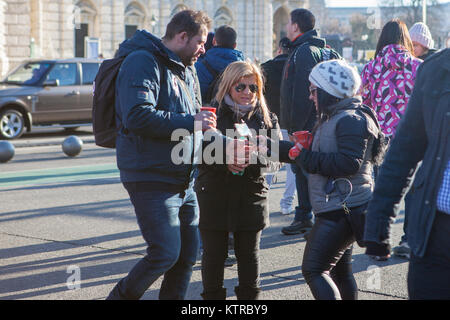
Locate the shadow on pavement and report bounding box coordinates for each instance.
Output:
[0,199,133,225]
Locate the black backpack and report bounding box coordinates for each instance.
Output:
[201,59,223,105]
[320,46,341,62]
[92,56,125,148]
[92,53,165,148]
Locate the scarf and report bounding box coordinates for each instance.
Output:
[224,94,255,118]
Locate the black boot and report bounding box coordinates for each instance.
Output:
[201,288,226,300]
[234,286,261,300]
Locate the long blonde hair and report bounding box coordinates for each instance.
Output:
[214,60,273,128]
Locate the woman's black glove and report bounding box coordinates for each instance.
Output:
[365,241,391,261]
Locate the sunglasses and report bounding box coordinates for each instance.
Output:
[309,87,318,94]
[234,83,258,93]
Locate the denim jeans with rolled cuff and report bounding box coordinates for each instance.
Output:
[107,183,199,300]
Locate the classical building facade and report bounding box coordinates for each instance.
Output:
[0,0,322,77]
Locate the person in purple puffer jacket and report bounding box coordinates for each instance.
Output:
[360,19,422,139]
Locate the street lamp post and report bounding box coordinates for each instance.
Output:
[150,14,157,35]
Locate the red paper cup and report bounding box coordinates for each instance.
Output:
[292,131,312,146]
[200,106,216,114]
[200,107,217,131]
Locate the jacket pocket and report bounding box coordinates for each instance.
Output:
[411,167,425,191]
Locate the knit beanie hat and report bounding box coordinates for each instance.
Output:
[309,59,361,99]
[409,22,434,49]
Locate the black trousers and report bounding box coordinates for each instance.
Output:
[408,210,450,300]
[301,205,367,300]
[200,229,262,300]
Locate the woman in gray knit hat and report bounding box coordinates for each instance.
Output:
[264,59,387,299]
[409,22,438,60]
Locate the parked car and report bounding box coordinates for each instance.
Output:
[0,58,102,139]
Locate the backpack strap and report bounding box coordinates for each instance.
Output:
[320,47,341,62]
[202,59,219,78]
[116,52,167,133]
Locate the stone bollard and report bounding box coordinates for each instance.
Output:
[0,140,15,163]
[62,135,83,157]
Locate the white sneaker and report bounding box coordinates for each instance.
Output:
[281,207,293,215]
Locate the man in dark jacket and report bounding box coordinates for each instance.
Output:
[107,10,217,300]
[261,37,296,213]
[195,25,244,103]
[261,37,290,119]
[391,22,439,259]
[364,49,450,299]
[279,9,340,235]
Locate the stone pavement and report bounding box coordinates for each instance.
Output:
[0,137,410,301]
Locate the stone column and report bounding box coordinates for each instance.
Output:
[0,0,8,77]
[111,0,124,57]
[59,0,74,58]
[99,0,113,58]
[30,0,42,57]
[5,0,31,70]
[263,1,274,62]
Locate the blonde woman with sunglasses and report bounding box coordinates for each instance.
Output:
[194,60,281,300]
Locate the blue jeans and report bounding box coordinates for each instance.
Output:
[291,163,313,222]
[107,183,199,300]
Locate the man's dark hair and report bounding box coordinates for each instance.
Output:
[290,9,315,33]
[163,9,212,40]
[214,25,237,48]
[205,32,215,52]
[279,37,290,54]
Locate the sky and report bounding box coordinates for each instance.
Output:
[326,0,379,6]
[326,0,449,7]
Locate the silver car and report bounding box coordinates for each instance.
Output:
[0,58,101,139]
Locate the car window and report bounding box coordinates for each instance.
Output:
[81,63,100,84]
[46,63,78,86]
[4,62,51,85]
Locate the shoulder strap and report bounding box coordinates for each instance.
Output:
[153,53,167,88]
[202,59,219,78]
[176,75,196,114]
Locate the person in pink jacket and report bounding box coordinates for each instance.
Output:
[360,19,422,138]
[360,19,422,261]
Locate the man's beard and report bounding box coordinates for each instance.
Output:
[181,54,197,66]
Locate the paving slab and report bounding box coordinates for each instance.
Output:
[0,141,409,301]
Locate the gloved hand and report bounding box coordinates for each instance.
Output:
[288,142,304,160]
[365,241,391,261]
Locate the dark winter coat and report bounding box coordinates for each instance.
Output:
[114,30,201,188]
[278,98,381,212]
[302,98,379,214]
[364,48,450,258]
[419,48,438,60]
[280,29,340,133]
[261,54,288,119]
[195,102,281,232]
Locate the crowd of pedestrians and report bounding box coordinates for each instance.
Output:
[102,6,449,300]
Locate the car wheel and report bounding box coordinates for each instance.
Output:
[0,109,25,140]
